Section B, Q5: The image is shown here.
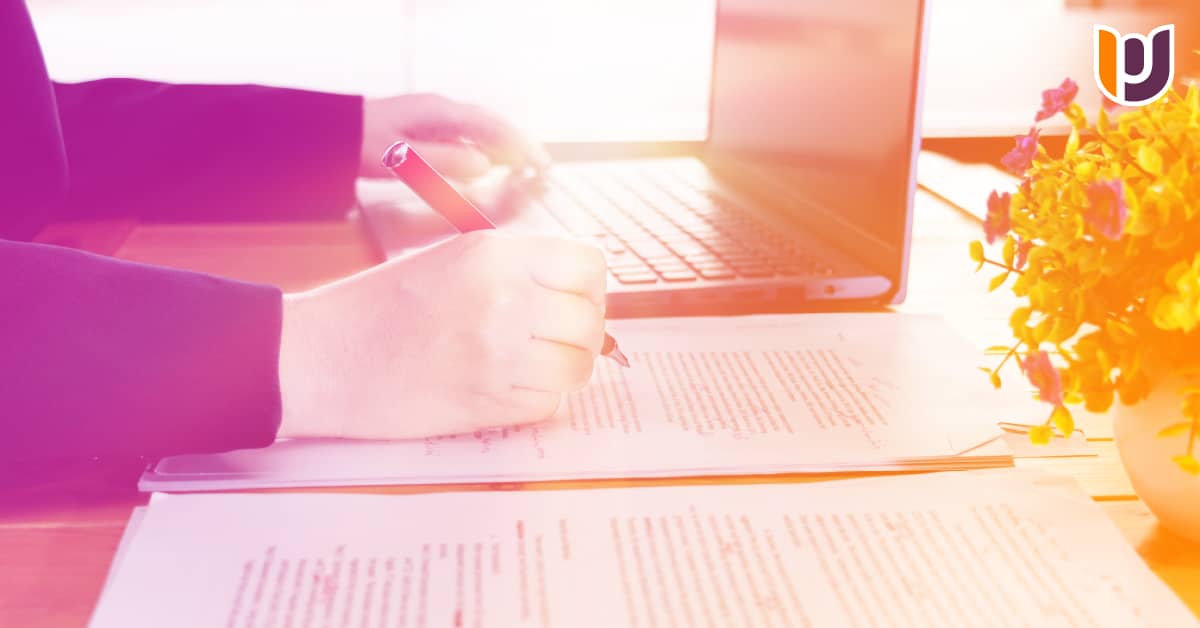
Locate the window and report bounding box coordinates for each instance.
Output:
[29,0,715,142]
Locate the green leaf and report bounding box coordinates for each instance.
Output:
[1157,422,1193,438]
[1029,425,1053,445]
[1064,126,1080,158]
[1010,307,1033,330]
[1172,454,1200,475]
[988,272,1010,292]
[1138,143,1164,176]
[1051,405,1075,437]
[969,240,985,271]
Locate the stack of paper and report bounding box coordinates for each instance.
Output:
[93,471,1197,627]
[917,150,1019,220]
[141,314,1031,491]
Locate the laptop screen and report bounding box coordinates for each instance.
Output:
[708,0,927,284]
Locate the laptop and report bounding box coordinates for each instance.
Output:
[363,0,930,318]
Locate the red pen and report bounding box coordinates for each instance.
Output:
[381,141,629,368]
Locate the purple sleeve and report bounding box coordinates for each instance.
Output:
[0,0,292,463]
[52,79,364,222]
[0,239,284,461]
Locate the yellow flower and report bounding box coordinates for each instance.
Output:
[969,81,1200,470]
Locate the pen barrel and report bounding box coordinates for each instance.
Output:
[382,141,497,232]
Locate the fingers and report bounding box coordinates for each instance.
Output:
[406,140,492,180]
[452,103,551,170]
[529,289,605,354]
[402,95,549,170]
[524,236,608,306]
[510,339,596,393]
[365,94,550,178]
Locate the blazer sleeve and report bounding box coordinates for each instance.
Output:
[52,79,364,221]
[0,0,288,464]
[0,239,285,462]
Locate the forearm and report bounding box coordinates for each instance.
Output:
[52,79,364,221]
[0,240,283,462]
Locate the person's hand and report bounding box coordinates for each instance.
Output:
[359,93,551,180]
[276,231,607,441]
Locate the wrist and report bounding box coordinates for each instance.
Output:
[277,290,339,439]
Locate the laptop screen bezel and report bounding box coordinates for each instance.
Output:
[701,0,931,305]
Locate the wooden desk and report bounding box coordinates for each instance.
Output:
[3,194,1199,626]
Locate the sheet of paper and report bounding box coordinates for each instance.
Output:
[917,150,1019,221]
[143,314,1026,491]
[93,471,1197,627]
[102,507,147,590]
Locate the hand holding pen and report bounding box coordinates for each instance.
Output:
[382,141,629,368]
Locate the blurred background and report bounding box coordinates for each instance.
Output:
[24,0,1200,142]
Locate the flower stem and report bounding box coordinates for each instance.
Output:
[996,342,1022,371]
[1098,136,1155,179]
[982,259,1025,275]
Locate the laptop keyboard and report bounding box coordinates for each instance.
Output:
[529,161,836,284]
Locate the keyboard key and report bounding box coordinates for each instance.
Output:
[666,240,710,256]
[683,253,721,265]
[660,270,698,282]
[724,254,765,266]
[614,272,658,284]
[657,231,695,244]
[629,242,672,258]
[684,226,723,239]
[702,244,746,257]
[697,266,736,279]
[650,261,690,274]
[601,239,628,254]
[736,265,774,278]
[691,260,732,270]
[609,263,651,275]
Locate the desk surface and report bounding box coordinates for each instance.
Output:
[3,192,1199,626]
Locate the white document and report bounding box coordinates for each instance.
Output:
[102,507,147,590]
[917,150,1019,221]
[93,471,1197,627]
[142,314,1023,491]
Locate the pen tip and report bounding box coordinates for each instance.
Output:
[607,345,631,368]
